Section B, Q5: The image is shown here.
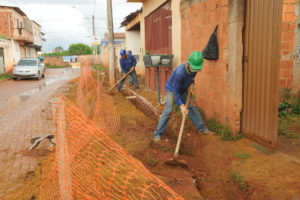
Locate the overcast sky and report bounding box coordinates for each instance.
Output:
[1,0,141,52]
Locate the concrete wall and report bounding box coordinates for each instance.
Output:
[32,22,42,46]
[44,56,66,66]
[126,30,144,75]
[12,40,21,62]
[126,30,141,55]
[44,55,100,66]
[0,39,14,72]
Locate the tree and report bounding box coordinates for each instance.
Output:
[68,43,92,55]
[55,46,64,52]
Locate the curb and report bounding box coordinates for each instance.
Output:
[0,77,12,83]
[120,88,160,121]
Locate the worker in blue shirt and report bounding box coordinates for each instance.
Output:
[127,50,134,85]
[153,51,214,142]
[118,49,139,91]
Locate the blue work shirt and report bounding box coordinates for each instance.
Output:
[165,62,196,107]
[120,55,136,73]
[128,54,137,67]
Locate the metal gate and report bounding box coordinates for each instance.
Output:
[0,48,5,74]
[145,1,172,96]
[242,0,282,148]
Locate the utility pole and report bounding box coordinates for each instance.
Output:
[107,0,115,85]
[92,15,97,65]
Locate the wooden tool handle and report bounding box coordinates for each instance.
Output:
[106,70,131,93]
[174,85,193,158]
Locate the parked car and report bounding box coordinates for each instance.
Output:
[12,58,45,80]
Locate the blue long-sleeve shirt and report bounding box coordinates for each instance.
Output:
[128,54,137,67]
[165,62,196,106]
[120,55,137,73]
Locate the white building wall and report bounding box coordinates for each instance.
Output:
[125,30,143,75]
[126,31,141,55]
[12,40,21,62]
[0,39,15,72]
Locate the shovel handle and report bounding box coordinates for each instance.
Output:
[106,70,131,93]
[174,85,193,158]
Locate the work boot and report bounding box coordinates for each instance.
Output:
[153,136,161,143]
[198,129,215,135]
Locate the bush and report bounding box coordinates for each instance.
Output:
[207,118,243,141]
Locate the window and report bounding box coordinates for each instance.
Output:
[17,60,37,66]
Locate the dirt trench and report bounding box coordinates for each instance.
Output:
[107,81,300,200]
[108,87,247,200]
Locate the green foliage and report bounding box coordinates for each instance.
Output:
[278,92,300,138]
[291,98,300,114]
[45,65,69,69]
[230,171,248,191]
[279,101,292,118]
[236,152,251,161]
[54,46,64,52]
[278,114,299,139]
[0,73,12,80]
[43,51,71,56]
[68,43,92,55]
[0,34,8,39]
[146,153,158,167]
[252,143,270,155]
[93,64,107,71]
[278,93,300,117]
[207,118,243,141]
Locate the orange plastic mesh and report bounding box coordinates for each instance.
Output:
[40,62,183,200]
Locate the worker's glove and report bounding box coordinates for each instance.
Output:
[122,74,127,79]
[180,105,189,116]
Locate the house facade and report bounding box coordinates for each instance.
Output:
[100,32,126,70]
[0,6,43,73]
[126,0,300,148]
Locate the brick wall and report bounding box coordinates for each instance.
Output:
[181,0,231,126]
[44,55,100,66]
[44,56,66,66]
[280,0,297,89]
[0,11,11,39]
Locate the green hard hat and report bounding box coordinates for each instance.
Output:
[188,51,204,72]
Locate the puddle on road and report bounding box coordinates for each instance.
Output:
[8,77,61,104]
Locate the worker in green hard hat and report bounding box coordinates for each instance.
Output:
[153,51,214,142]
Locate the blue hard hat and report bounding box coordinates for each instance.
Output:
[120,49,126,56]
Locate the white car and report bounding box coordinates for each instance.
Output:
[12,58,45,80]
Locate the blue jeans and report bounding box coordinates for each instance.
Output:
[118,69,139,90]
[154,91,207,138]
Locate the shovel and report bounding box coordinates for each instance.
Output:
[106,70,132,94]
[165,85,193,168]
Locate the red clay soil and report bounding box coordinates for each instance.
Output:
[109,83,300,200]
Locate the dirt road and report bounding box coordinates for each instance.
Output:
[0,68,79,198]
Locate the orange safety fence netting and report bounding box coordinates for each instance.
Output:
[40,62,183,200]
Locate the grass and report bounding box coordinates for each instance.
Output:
[0,73,12,80]
[236,152,251,161]
[93,64,107,71]
[278,91,300,139]
[252,143,270,155]
[207,118,243,141]
[230,170,248,191]
[146,153,158,167]
[45,65,69,69]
